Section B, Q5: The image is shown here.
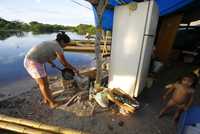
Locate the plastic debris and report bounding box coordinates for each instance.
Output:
[94,91,109,108]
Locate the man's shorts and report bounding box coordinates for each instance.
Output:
[24,57,47,79]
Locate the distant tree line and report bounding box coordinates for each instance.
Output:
[0,17,96,35]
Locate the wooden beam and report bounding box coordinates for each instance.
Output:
[155,13,183,62]
[182,8,200,24]
[64,46,111,53]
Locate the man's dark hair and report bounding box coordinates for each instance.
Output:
[56,31,70,43]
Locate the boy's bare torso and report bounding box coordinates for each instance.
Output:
[171,83,193,106]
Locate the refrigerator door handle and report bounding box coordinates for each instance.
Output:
[144,34,155,37]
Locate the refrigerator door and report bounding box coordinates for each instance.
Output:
[108,0,159,97]
[134,0,159,97]
[145,0,159,35]
[133,35,154,96]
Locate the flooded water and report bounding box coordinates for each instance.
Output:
[0,32,94,87]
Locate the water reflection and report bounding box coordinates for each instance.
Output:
[0,31,25,40]
[0,32,94,87]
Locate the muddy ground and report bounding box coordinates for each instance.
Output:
[0,63,200,134]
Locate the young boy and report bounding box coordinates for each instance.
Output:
[159,75,194,122]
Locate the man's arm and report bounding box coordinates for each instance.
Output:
[56,52,78,73]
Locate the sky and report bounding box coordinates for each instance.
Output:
[0,0,95,26]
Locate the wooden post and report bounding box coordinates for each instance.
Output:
[94,0,108,87]
[0,114,85,134]
[155,13,183,62]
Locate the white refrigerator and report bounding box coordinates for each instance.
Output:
[108,0,159,97]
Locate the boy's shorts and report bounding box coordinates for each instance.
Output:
[24,57,47,79]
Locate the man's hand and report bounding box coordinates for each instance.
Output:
[73,68,80,75]
[56,52,79,74]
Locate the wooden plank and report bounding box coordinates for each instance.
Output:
[0,114,85,134]
[64,46,111,53]
[68,40,111,46]
[155,13,183,62]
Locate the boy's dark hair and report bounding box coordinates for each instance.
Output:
[56,31,70,43]
[184,73,198,88]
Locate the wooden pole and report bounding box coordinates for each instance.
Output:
[155,13,183,62]
[94,0,108,87]
[0,114,85,134]
[0,121,53,134]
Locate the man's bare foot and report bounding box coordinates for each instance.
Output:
[40,99,48,105]
[43,99,48,104]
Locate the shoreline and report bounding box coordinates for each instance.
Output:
[0,73,63,102]
[0,78,36,102]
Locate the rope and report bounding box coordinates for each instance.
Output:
[70,0,93,10]
[102,30,109,56]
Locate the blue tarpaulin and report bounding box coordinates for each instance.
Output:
[91,0,194,30]
[177,106,200,134]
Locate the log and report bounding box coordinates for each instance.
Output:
[0,121,53,134]
[0,114,85,134]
